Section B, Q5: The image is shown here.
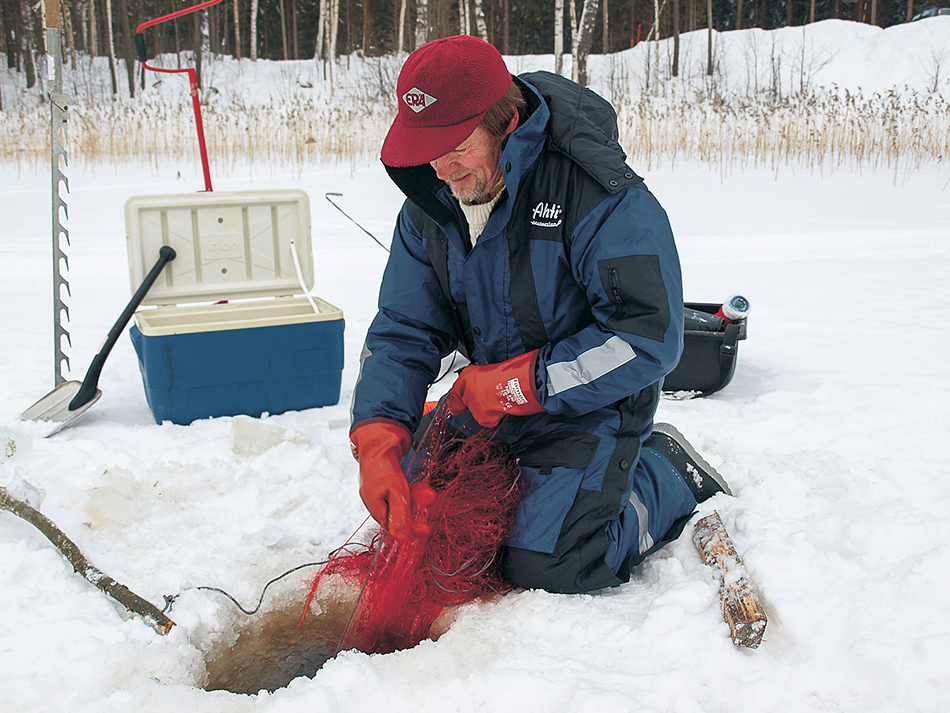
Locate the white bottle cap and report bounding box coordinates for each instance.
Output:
[721,294,750,322]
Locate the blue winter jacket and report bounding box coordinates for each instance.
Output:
[351,72,684,436]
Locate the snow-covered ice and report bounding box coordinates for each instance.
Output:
[2,18,950,713]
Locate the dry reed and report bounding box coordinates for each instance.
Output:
[1,79,947,174]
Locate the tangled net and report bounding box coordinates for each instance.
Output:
[304,412,524,655]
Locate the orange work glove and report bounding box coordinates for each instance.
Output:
[444,349,544,428]
[350,419,436,540]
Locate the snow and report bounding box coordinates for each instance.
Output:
[2,18,950,713]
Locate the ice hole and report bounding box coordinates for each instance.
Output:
[201,593,353,695]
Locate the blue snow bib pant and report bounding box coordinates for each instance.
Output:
[351,71,697,593]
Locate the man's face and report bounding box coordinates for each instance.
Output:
[429,126,505,205]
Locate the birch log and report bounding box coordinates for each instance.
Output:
[693,511,767,648]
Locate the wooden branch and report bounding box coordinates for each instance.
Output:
[0,486,175,634]
[692,510,767,648]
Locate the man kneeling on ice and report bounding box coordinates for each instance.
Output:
[349,35,730,593]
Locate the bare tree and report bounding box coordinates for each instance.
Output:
[922,44,949,93]
[105,0,118,93]
[330,0,339,56]
[115,0,135,96]
[652,0,658,87]
[233,0,241,58]
[459,0,470,35]
[397,0,407,52]
[250,0,258,60]
[502,0,508,53]
[555,0,564,74]
[363,0,370,52]
[473,0,487,40]
[278,0,288,59]
[315,0,326,58]
[88,0,98,56]
[415,0,428,49]
[672,0,679,76]
[572,0,600,86]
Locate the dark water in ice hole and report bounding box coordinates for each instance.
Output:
[203,595,354,695]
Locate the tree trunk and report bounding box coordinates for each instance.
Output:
[292,0,299,58]
[414,0,428,49]
[672,0,679,77]
[250,0,259,59]
[870,0,877,25]
[329,0,339,58]
[363,0,370,51]
[906,0,913,21]
[459,0,468,34]
[88,0,97,55]
[326,0,339,88]
[602,0,608,54]
[105,0,117,93]
[63,0,76,68]
[473,0,487,40]
[397,0,407,51]
[1,0,19,69]
[555,0,564,74]
[629,0,635,45]
[195,10,202,87]
[706,0,712,76]
[736,0,742,30]
[502,0,508,53]
[116,0,135,97]
[278,0,289,59]
[569,0,577,55]
[572,0,600,86]
[233,0,241,58]
[315,0,326,58]
[653,0,659,85]
[809,0,815,24]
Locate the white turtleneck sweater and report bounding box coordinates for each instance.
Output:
[458,189,505,246]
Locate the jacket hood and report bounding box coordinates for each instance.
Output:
[383,72,641,224]
[519,71,642,193]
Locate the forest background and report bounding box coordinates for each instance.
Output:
[1,0,946,96]
[1,0,948,183]
[2,0,942,74]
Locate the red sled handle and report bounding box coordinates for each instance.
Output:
[135,0,223,192]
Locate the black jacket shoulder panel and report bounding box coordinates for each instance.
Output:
[518,71,645,195]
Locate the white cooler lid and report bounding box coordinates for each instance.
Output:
[125,189,313,305]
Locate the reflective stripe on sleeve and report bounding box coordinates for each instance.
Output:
[545,335,637,396]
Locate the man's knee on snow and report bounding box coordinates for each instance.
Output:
[501,531,624,594]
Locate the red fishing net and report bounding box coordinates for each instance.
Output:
[304,412,523,655]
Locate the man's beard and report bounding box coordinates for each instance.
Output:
[447,173,491,205]
[447,171,504,206]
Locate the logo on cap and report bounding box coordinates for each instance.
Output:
[402,87,437,113]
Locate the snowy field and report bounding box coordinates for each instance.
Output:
[3,18,950,713]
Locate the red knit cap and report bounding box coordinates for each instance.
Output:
[381,35,513,168]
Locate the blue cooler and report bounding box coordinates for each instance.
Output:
[124,189,344,425]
